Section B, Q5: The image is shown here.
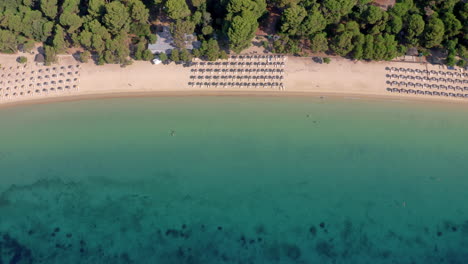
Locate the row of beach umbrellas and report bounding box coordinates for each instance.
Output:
[228,55,286,61]
[194,62,285,68]
[387,87,468,98]
[386,81,467,91]
[386,74,466,84]
[385,67,467,78]
[188,82,284,88]
[191,68,284,74]
[0,85,79,99]
[190,75,283,80]
[0,77,79,87]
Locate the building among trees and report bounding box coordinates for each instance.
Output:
[34,53,45,65]
[148,26,200,54]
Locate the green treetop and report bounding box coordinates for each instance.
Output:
[165,0,191,20]
[103,1,130,35]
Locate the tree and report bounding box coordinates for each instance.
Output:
[190,0,206,8]
[165,0,191,20]
[192,48,201,57]
[129,0,149,23]
[40,0,58,19]
[134,40,147,60]
[202,25,213,35]
[171,19,196,49]
[321,0,357,24]
[299,7,327,36]
[424,17,445,48]
[363,5,383,25]
[60,12,83,33]
[330,22,359,56]
[219,50,228,60]
[79,50,91,63]
[0,30,17,53]
[383,34,398,60]
[387,15,402,34]
[309,33,328,53]
[103,1,130,35]
[17,56,27,63]
[158,52,168,62]
[456,59,466,68]
[142,49,154,61]
[44,45,57,65]
[52,25,67,53]
[442,13,461,39]
[201,39,220,61]
[23,39,35,52]
[170,49,180,62]
[225,0,266,53]
[363,34,374,60]
[227,13,258,53]
[280,5,307,36]
[92,34,105,53]
[446,54,456,66]
[148,34,157,44]
[323,57,331,64]
[62,0,80,13]
[406,14,424,45]
[42,21,54,39]
[79,30,93,49]
[179,49,192,62]
[389,0,413,17]
[88,0,105,17]
[226,0,266,19]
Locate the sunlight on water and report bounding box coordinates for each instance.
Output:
[0,97,467,263]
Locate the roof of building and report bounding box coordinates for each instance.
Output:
[148,26,200,54]
[34,53,45,63]
[406,47,419,56]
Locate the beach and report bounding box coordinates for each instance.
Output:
[1,53,467,108]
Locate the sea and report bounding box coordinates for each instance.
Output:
[0,96,467,263]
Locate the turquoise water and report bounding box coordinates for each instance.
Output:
[0,96,467,263]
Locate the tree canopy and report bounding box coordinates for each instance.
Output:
[0,0,465,65]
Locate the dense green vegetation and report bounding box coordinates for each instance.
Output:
[0,0,466,65]
[275,0,467,64]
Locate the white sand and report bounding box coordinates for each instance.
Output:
[0,53,467,108]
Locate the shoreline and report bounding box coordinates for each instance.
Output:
[1,54,466,110]
[2,89,468,110]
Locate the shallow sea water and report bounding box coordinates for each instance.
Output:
[0,97,467,263]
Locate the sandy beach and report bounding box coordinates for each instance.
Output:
[0,52,467,108]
